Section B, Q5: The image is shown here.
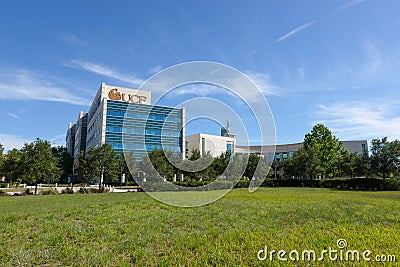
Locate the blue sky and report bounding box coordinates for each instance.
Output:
[1,0,399,151]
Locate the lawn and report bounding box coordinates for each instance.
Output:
[0,188,399,266]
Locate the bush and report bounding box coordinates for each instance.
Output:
[41,189,59,195]
[61,187,74,194]
[86,187,110,194]
[79,187,90,194]
[384,178,400,191]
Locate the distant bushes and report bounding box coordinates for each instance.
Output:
[136,178,400,191]
[41,189,59,195]
[232,178,400,191]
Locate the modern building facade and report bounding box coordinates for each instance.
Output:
[74,111,88,158]
[236,140,368,166]
[236,140,368,177]
[66,122,76,156]
[186,133,235,158]
[67,83,185,162]
[185,122,235,158]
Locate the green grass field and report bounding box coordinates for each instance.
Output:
[0,188,399,266]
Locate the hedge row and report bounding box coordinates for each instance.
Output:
[168,178,400,191]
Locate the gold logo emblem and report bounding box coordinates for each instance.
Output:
[108,88,147,104]
[108,89,121,100]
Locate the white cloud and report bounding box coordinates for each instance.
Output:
[313,101,400,141]
[0,69,90,106]
[0,133,31,152]
[159,71,280,103]
[67,60,144,86]
[148,65,163,74]
[6,112,21,120]
[336,0,364,12]
[288,41,400,94]
[59,33,88,46]
[48,134,66,147]
[298,67,306,77]
[245,71,281,96]
[276,21,316,42]
[0,133,67,152]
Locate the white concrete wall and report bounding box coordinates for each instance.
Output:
[186,133,235,158]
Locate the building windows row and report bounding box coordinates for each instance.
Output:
[105,126,180,137]
[88,113,102,135]
[107,110,181,123]
[87,128,101,147]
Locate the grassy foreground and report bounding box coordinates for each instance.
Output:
[0,188,399,266]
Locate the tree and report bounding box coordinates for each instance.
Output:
[0,143,4,177]
[119,152,137,185]
[244,154,269,180]
[51,146,73,182]
[85,144,119,188]
[341,152,369,178]
[369,137,400,181]
[303,124,346,178]
[283,146,321,179]
[2,148,22,183]
[75,151,88,181]
[20,138,61,194]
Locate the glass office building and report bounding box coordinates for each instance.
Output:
[67,83,185,162]
[105,100,184,159]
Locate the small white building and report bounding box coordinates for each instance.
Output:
[185,133,235,158]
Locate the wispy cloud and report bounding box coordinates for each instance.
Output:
[336,0,364,12]
[313,101,400,141]
[48,134,66,147]
[245,71,281,96]
[276,21,316,42]
[161,71,280,102]
[0,133,67,152]
[67,60,144,86]
[286,41,400,94]
[0,133,31,151]
[0,69,90,106]
[6,112,21,120]
[59,33,88,46]
[148,65,163,74]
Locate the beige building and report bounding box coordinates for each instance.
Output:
[185,133,235,158]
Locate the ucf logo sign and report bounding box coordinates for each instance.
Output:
[108,89,147,104]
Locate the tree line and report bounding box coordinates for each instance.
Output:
[281,124,400,181]
[1,124,399,191]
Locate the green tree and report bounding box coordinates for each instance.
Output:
[0,143,4,177]
[283,147,321,179]
[369,137,400,181]
[244,154,269,180]
[341,152,369,178]
[2,148,22,183]
[20,138,61,194]
[75,151,88,181]
[85,143,119,188]
[51,146,73,182]
[119,152,137,185]
[303,124,346,178]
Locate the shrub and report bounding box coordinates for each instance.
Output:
[384,178,400,191]
[87,187,110,194]
[61,188,74,194]
[79,187,90,194]
[41,189,59,195]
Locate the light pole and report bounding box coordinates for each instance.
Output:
[99,150,104,191]
[99,165,104,190]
